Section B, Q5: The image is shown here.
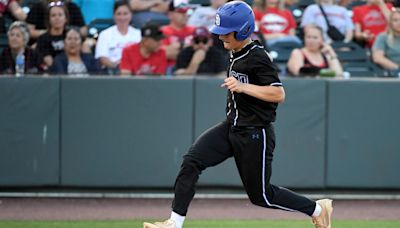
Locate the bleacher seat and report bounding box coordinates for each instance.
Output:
[385,69,400,78]
[332,41,369,62]
[87,19,115,39]
[267,41,301,76]
[0,34,8,53]
[343,61,386,77]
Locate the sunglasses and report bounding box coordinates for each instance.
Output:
[194,37,208,44]
[48,1,64,8]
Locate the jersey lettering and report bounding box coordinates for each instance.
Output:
[230,70,249,84]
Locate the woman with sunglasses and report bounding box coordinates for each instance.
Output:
[174,26,226,76]
[35,2,69,70]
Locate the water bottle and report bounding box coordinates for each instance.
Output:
[15,52,25,77]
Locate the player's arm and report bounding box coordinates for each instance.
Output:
[221,77,285,103]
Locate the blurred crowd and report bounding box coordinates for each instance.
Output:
[0,0,399,78]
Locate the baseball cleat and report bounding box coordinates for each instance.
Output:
[143,219,176,228]
[312,199,333,228]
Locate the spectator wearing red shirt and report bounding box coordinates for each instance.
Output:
[353,0,394,47]
[120,23,167,76]
[253,0,301,47]
[161,1,195,72]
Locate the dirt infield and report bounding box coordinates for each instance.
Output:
[0,198,399,221]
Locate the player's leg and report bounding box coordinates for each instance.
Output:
[144,120,233,228]
[231,125,320,214]
[230,124,333,227]
[172,120,233,215]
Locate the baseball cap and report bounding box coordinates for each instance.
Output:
[169,0,190,13]
[141,23,165,40]
[193,26,210,38]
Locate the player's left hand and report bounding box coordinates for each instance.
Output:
[221,77,244,93]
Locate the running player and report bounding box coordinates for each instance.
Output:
[143,1,333,228]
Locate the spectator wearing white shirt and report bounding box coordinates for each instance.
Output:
[95,0,141,74]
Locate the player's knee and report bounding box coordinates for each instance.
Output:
[248,195,267,207]
[181,156,205,174]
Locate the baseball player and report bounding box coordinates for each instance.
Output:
[143,1,333,228]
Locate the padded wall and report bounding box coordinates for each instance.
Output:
[61,78,194,187]
[327,79,400,188]
[0,77,60,186]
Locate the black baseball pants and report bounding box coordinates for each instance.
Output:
[171,120,316,216]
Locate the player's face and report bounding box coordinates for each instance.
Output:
[219,32,243,52]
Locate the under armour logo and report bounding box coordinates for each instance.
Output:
[252,134,259,139]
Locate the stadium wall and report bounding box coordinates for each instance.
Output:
[0,77,399,189]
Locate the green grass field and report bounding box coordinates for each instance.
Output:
[1,220,400,228]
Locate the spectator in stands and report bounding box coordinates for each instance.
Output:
[188,0,228,58]
[372,8,400,70]
[120,22,167,76]
[287,24,343,77]
[95,0,141,75]
[188,0,227,29]
[36,2,69,70]
[301,0,354,43]
[0,0,27,34]
[129,0,169,28]
[253,0,302,48]
[26,0,85,44]
[353,0,394,47]
[161,1,195,74]
[0,21,42,74]
[174,26,226,76]
[50,26,101,75]
[72,0,114,25]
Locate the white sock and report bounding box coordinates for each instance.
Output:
[170,211,185,228]
[312,202,322,217]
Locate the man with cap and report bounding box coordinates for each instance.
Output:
[120,22,167,76]
[174,26,226,76]
[161,1,195,73]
